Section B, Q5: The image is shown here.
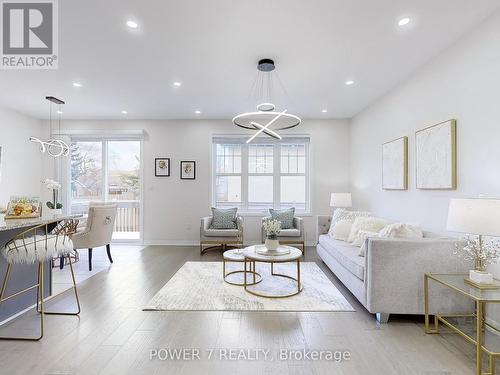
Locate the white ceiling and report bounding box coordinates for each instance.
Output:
[0,0,499,120]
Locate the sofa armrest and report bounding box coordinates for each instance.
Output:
[317,215,331,242]
[365,237,470,315]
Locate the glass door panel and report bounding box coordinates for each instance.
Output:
[70,141,103,215]
[107,141,141,240]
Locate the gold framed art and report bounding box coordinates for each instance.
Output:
[382,136,408,190]
[415,119,457,190]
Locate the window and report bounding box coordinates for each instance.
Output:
[212,137,310,213]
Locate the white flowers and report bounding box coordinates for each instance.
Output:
[454,235,500,271]
[263,219,281,239]
[41,179,61,190]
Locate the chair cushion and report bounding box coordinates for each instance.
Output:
[2,236,73,264]
[318,235,365,281]
[278,229,301,237]
[269,208,295,229]
[211,208,238,229]
[203,229,240,237]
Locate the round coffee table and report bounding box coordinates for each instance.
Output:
[223,249,262,286]
[242,245,303,298]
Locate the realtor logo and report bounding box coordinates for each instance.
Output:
[1,0,58,69]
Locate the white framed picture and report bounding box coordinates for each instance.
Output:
[415,119,457,190]
[382,136,408,190]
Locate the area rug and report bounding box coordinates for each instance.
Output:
[144,261,354,312]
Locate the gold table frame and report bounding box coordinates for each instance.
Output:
[243,257,302,298]
[222,250,262,286]
[424,273,500,375]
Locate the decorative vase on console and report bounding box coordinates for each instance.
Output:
[263,219,281,252]
[447,198,500,285]
[42,179,63,216]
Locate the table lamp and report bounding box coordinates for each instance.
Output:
[330,193,352,209]
[447,198,500,285]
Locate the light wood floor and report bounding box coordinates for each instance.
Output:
[0,245,481,375]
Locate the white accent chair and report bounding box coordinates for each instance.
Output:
[200,216,243,255]
[69,203,117,271]
[261,216,305,254]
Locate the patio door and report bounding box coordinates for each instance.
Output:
[70,139,142,241]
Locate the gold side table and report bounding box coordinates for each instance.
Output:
[242,245,303,298]
[424,273,500,375]
[223,249,261,286]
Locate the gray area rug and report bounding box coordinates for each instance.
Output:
[144,261,354,312]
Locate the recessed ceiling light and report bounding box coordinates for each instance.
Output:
[126,20,138,29]
[57,110,63,114]
[121,110,128,114]
[195,110,201,114]
[321,109,327,113]
[345,80,354,86]
[398,17,410,26]
[72,82,82,87]
[173,81,182,87]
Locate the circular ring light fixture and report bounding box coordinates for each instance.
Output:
[232,105,301,131]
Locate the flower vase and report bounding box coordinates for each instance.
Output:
[265,237,279,252]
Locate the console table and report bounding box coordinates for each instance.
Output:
[424,273,500,375]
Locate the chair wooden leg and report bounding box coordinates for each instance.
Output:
[59,255,65,269]
[106,244,113,263]
[88,248,93,271]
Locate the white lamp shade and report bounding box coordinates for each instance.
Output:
[447,198,500,236]
[330,193,352,208]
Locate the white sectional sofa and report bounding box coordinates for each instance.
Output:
[316,215,472,323]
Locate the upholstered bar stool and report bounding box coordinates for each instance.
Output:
[0,221,80,341]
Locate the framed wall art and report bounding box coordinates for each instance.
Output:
[155,158,170,177]
[382,136,408,190]
[180,161,196,180]
[415,119,457,190]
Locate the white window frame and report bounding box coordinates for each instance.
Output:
[211,135,311,215]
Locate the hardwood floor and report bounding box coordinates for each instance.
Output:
[0,245,479,374]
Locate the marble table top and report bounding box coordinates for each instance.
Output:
[243,245,302,262]
[0,213,82,232]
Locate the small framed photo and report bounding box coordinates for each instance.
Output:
[180,161,196,180]
[155,158,170,177]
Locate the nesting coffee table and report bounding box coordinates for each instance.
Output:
[242,245,303,298]
[222,249,262,286]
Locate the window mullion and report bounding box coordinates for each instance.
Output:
[274,144,280,210]
[242,144,249,211]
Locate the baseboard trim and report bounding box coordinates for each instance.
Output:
[142,240,316,247]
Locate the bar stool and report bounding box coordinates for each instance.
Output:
[0,220,81,341]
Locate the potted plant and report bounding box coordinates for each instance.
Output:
[42,179,63,215]
[263,219,281,252]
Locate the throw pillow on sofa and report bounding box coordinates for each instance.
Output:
[379,222,423,239]
[348,216,389,243]
[211,207,238,229]
[352,229,379,247]
[328,219,352,241]
[328,208,371,234]
[269,208,295,229]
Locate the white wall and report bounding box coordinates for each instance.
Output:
[0,107,44,206]
[58,119,350,245]
[350,11,500,232]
